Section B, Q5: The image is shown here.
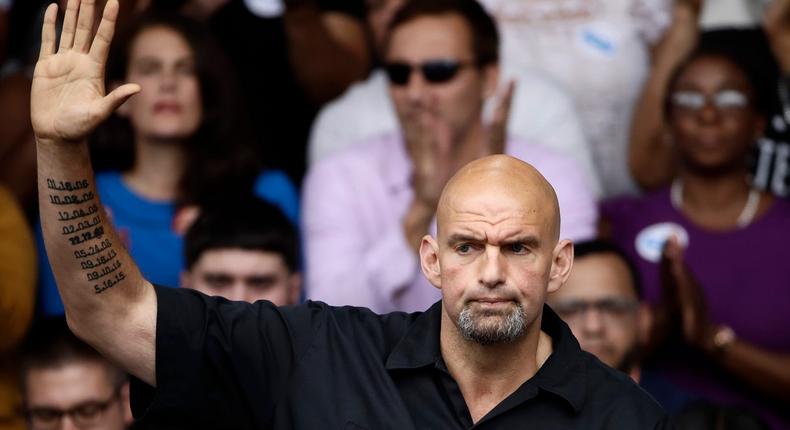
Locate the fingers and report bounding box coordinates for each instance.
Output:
[99,83,141,119]
[73,0,96,52]
[90,0,120,64]
[38,3,58,60]
[765,0,790,29]
[59,0,79,51]
[487,79,515,155]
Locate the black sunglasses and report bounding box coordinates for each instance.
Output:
[384,60,473,85]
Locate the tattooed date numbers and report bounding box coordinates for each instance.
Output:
[58,204,99,221]
[94,270,126,294]
[47,179,89,192]
[68,226,105,246]
[49,192,95,205]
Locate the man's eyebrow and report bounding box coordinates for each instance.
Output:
[446,234,483,245]
[502,235,541,249]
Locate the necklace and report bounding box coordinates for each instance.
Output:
[670,179,760,228]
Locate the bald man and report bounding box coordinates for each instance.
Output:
[32,4,667,426]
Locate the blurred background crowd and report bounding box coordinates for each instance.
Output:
[1,0,789,428]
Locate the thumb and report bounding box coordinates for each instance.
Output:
[100,83,141,118]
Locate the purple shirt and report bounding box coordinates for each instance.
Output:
[303,133,598,314]
[603,189,790,428]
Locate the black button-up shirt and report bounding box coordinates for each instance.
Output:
[131,286,673,429]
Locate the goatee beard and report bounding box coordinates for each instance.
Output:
[457,302,527,345]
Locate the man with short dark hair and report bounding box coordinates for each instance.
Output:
[303,0,598,313]
[547,240,649,380]
[20,318,132,430]
[180,200,301,305]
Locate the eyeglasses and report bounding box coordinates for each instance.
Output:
[670,89,750,112]
[551,298,638,324]
[26,389,121,429]
[384,60,473,86]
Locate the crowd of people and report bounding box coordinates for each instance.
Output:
[0,0,789,428]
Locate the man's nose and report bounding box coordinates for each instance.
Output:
[581,307,605,335]
[60,416,80,430]
[405,69,428,104]
[479,247,505,288]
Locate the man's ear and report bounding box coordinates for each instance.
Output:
[547,239,573,293]
[419,235,442,290]
[121,381,133,425]
[482,64,500,99]
[287,272,302,305]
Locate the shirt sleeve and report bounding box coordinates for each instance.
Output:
[130,286,322,428]
[301,157,420,313]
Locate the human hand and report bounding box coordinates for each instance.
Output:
[764,0,790,72]
[482,79,515,158]
[31,0,140,145]
[652,0,703,71]
[404,96,454,209]
[660,236,715,351]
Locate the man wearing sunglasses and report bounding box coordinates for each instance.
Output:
[303,0,598,314]
[20,318,132,430]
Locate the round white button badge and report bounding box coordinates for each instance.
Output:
[634,222,690,263]
[244,0,285,18]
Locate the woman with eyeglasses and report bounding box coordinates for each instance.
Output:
[601,47,790,428]
[34,11,300,316]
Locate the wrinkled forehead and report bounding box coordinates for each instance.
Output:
[437,160,560,244]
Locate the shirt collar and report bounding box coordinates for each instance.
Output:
[385,302,587,414]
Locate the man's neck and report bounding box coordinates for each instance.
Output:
[439,308,553,424]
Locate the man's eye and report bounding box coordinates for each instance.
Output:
[456,244,472,254]
[510,243,527,254]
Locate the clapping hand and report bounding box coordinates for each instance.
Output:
[31,0,140,145]
[659,236,716,351]
[765,0,790,72]
[483,79,515,157]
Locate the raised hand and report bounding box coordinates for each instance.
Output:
[31,0,140,144]
[764,0,790,72]
[660,236,715,350]
[652,0,703,71]
[483,79,515,157]
[404,96,454,209]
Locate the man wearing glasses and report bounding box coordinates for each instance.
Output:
[302,0,598,314]
[20,318,132,430]
[547,240,692,414]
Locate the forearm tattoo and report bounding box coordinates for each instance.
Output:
[46,178,126,294]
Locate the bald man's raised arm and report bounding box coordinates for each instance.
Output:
[32,0,156,386]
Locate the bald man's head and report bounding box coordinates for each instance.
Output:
[436,155,561,244]
[420,155,573,347]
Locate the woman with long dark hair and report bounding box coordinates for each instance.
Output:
[36,12,299,315]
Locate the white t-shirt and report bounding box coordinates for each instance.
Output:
[479,0,671,196]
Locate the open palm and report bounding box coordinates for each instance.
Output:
[31,0,139,143]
